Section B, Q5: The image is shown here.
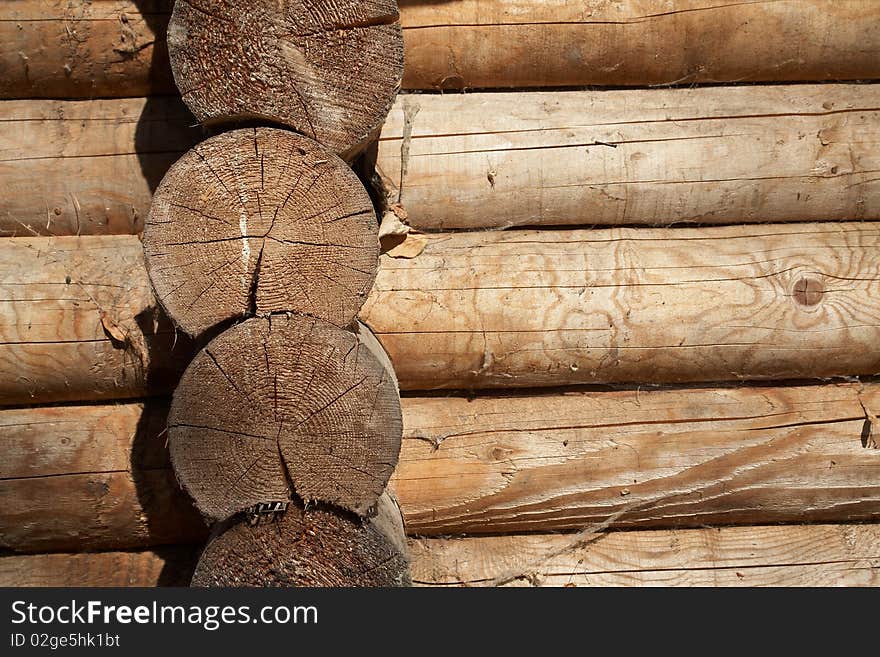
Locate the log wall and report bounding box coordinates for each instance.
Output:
[2,224,878,405]
[2,382,877,551]
[378,85,880,230]
[366,223,880,389]
[0,236,190,405]
[3,87,878,236]
[2,523,878,587]
[2,0,879,589]
[3,1,879,98]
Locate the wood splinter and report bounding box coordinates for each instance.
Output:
[167,0,404,157]
[168,314,402,522]
[143,127,379,339]
[192,492,410,587]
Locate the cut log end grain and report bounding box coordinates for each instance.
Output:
[191,493,410,587]
[167,0,404,156]
[168,315,402,523]
[143,128,379,338]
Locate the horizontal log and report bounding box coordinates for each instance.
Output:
[364,223,880,389]
[1,382,878,551]
[377,85,880,230]
[0,97,201,236]
[3,1,879,99]
[0,236,191,405]
[2,85,878,236]
[0,402,207,552]
[1,523,878,586]
[0,1,175,99]
[397,383,880,534]
[399,0,880,90]
[409,524,880,587]
[3,223,879,405]
[0,548,199,587]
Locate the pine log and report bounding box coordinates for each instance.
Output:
[0,402,207,553]
[2,85,878,237]
[144,128,379,338]
[167,0,404,157]
[0,1,175,99]
[191,492,410,587]
[0,548,200,587]
[408,524,880,587]
[3,2,879,99]
[396,383,880,534]
[376,85,880,230]
[399,0,880,90]
[364,223,880,389]
[1,382,878,551]
[1,524,877,587]
[0,236,191,406]
[169,316,402,521]
[0,97,200,237]
[2,223,879,405]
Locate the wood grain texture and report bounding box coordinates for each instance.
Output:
[0,0,175,99]
[1,382,877,551]
[169,316,402,521]
[376,85,880,230]
[168,0,404,157]
[363,223,880,390]
[0,236,191,406]
[1,524,877,587]
[192,493,410,587]
[3,85,877,236]
[395,383,880,534]
[400,0,880,90]
[410,524,880,587]
[144,128,378,337]
[0,402,206,552]
[0,97,200,236]
[3,2,878,99]
[0,548,199,587]
[2,223,879,405]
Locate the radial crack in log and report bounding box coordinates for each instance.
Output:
[168,315,402,522]
[167,0,404,157]
[143,128,379,338]
[192,492,410,587]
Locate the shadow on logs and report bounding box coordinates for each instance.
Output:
[130,397,207,551]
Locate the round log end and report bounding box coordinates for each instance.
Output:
[143,127,379,338]
[192,493,410,587]
[168,315,402,523]
[167,0,404,156]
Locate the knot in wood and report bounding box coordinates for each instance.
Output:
[792,277,824,307]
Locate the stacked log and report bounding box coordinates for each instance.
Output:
[3,1,878,98]
[0,0,878,589]
[0,1,175,99]
[166,0,403,158]
[142,128,381,336]
[138,2,410,588]
[0,98,200,236]
[399,0,880,90]
[1,382,877,552]
[3,86,878,237]
[2,223,878,405]
[3,523,878,587]
[0,236,190,405]
[375,86,880,230]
